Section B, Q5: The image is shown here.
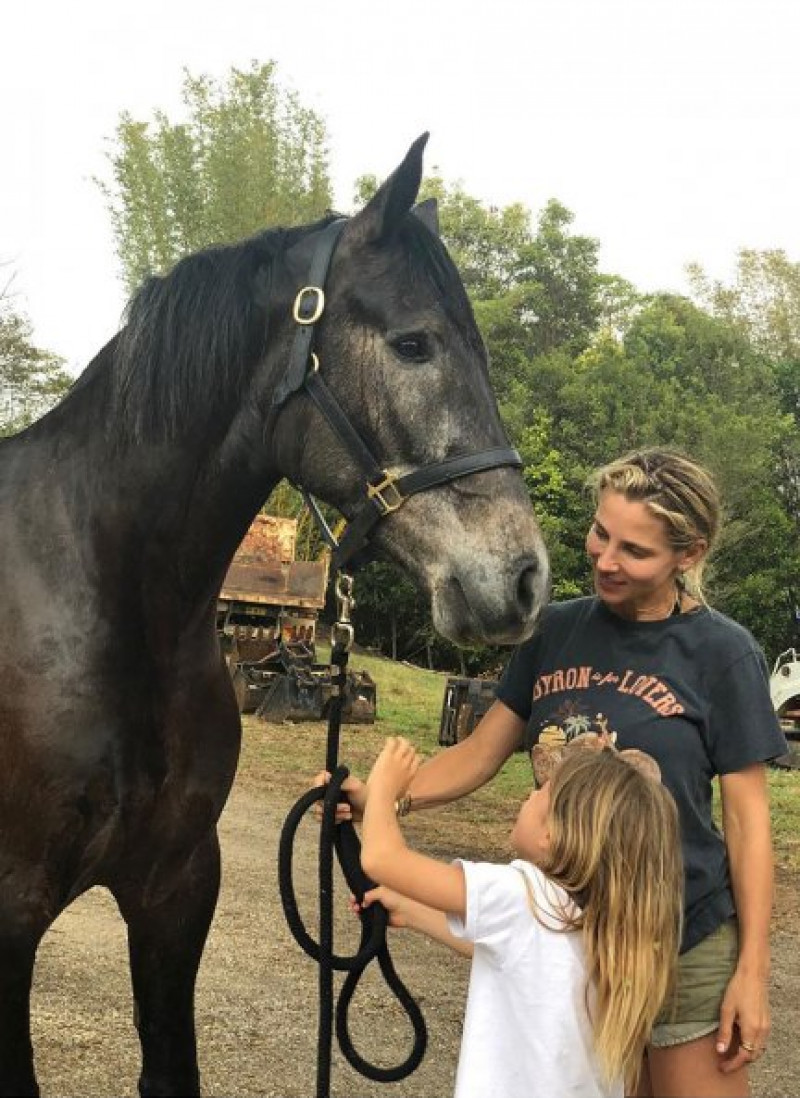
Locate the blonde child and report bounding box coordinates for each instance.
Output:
[355,735,683,1098]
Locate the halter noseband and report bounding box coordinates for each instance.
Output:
[272,217,523,573]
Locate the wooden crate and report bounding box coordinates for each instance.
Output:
[438,677,499,746]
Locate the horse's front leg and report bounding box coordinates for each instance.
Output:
[114,831,221,1098]
[0,921,45,1097]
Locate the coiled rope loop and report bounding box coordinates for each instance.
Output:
[277,639,427,1098]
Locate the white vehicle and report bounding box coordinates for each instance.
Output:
[769,650,800,768]
[770,649,800,737]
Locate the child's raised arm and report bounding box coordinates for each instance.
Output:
[360,737,466,921]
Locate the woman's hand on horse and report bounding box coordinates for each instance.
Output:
[311,770,367,822]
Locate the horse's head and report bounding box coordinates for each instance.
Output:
[270,135,549,646]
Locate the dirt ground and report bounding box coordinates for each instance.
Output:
[31,756,799,1097]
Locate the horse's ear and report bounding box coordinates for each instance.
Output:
[412,197,440,236]
[349,133,429,243]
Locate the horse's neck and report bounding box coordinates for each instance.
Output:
[13,391,282,624]
[123,442,281,613]
[167,456,282,610]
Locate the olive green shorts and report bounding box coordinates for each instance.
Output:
[650,919,739,1049]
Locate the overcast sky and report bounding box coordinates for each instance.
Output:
[2,0,798,375]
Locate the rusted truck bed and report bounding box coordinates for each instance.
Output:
[220,558,328,612]
[217,513,375,723]
[219,513,328,610]
[217,514,329,655]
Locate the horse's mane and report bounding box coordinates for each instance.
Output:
[112,216,337,443]
[108,210,481,445]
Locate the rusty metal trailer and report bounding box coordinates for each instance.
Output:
[218,514,375,722]
[217,513,327,660]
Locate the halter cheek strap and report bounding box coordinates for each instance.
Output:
[273,219,348,407]
[271,217,523,573]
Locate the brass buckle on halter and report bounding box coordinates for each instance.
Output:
[367,472,405,514]
[293,286,325,324]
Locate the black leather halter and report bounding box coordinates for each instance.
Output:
[272,217,523,573]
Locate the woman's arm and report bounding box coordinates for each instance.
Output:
[324,698,526,821]
[402,699,526,811]
[716,763,773,1072]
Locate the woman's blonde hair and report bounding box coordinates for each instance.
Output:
[587,447,720,600]
[538,748,683,1092]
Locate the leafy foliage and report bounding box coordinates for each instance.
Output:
[98,61,335,535]
[687,251,800,648]
[689,249,800,364]
[0,285,71,436]
[99,61,333,294]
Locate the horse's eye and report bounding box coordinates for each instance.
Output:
[389,333,431,364]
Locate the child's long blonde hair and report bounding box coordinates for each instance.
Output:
[537,748,683,1091]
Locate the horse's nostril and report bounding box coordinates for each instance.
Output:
[516,562,539,615]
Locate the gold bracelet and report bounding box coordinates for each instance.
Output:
[394,793,412,817]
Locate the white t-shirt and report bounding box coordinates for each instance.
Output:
[446,859,622,1098]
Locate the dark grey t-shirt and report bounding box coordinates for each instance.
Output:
[497,596,787,953]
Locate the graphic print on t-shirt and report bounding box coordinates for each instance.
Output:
[537,700,619,750]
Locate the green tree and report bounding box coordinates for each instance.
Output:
[99,60,335,541]
[0,284,71,436]
[560,295,797,654]
[689,250,800,534]
[689,249,800,363]
[349,562,425,663]
[99,61,333,294]
[353,174,632,395]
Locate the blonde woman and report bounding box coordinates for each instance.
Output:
[354,735,683,1098]
[334,448,787,1096]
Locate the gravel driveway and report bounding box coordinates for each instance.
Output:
[31,779,799,1097]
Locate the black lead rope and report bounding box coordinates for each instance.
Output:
[277,583,427,1098]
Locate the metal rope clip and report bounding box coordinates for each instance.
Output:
[331,572,355,654]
